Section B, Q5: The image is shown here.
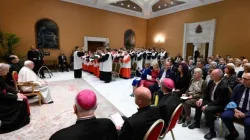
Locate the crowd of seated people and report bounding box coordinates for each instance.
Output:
[1,46,250,140]
[128,49,250,140]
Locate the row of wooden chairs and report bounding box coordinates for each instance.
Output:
[144,104,183,140]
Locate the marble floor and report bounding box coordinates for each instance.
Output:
[46,71,245,140]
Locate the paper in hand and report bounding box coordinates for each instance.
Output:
[147,75,152,80]
[111,112,124,127]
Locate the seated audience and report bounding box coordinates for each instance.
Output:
[234,58,243,75]
[158,78,181,133]
[50,89,118,140]
[0,63,30,134]
[148,61,176,100]
[217,58,226,71]
[118,87,161,140]
[196,61,208,80]
[188,69,230,140]
[221,73,250,140]
[205,66,216,85]
[131,62,151,96]
[238,63,250,82]
[140,62,160,88]
[174,63,191,97]
[179,68,207,127]
[6,55,21,87]
[242,59,248,66]
[222,63,237,89]
[18,60,53,104]
[58,52,69,72]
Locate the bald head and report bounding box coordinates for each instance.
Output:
[134,87,151,108]
[211,69,223,82]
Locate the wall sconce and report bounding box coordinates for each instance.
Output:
[154,34,165,43]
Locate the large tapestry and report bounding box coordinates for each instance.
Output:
[124,29,135,49]
[35,19,59,49]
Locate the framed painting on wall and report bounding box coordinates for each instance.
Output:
[35,18,59,49]
[124,29,135,49]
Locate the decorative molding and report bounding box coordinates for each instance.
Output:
[84,36,110,51]
[61,0,223,19]
[182,19,216,59]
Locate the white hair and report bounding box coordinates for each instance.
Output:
[24,60,33,66]
[194,68,202,75]
[217,69,224,78]
[210,61,217,66]
[0,63,10,71]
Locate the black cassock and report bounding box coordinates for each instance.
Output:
[0,77,30,134]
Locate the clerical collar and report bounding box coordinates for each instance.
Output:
[77,115,95,121]
[163,92,172,96]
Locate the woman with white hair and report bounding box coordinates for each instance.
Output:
[0,63,30,133]
[178,68,207,127]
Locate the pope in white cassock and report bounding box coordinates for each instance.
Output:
[18,60,53,104]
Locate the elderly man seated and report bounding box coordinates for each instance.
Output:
[188,69,230,140]
[178,68,207,127]
[158,78,181,133]
[0,63,30,134]
[50,89,118,140]
[18,60,53,104]
[118,87,161,140]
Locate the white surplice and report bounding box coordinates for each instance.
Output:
[18,66,53,103]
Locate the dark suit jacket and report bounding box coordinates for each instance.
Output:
[231,84,250,117]
[119,106,161,140]
[158,69,176,82]
[6,63,20,86]
[50,117,118,140]
[27,50,39,61]
[203,80,230,107]
[158,93,181,131]
[58,55,67,64]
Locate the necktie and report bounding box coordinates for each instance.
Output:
[210,82,216,101]
[242,88,250,112]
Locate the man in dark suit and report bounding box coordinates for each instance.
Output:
[6,55,20,87]
[58,52,69,72]
[188,69,230,139]
[118,87,161,140]
[148,61,176,100]
[50,89,118,140]
[194,49,200,65]
[158,78,181,133]
[221,73,250,140]
[27,46,45,78]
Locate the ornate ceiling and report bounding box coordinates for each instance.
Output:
[61,0,223,19]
